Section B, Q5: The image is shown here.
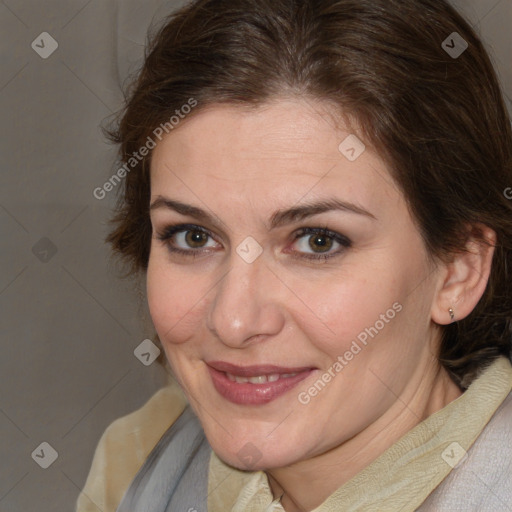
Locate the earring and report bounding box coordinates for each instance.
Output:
[448,307,455,321]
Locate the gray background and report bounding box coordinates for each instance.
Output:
[0,1,510,511]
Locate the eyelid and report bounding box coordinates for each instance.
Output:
[156,223,216,241]
[292,226,351,245]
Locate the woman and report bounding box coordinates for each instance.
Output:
[77,0,512,510]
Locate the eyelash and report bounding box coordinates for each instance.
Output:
[155,223,352,261]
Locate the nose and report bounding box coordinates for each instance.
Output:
[206,250,285,348]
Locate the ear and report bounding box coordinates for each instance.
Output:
[431,224,496,325]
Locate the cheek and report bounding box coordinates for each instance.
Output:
[288,265,400,357]
[146,256,207,345]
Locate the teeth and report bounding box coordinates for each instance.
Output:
[225,372,299,383]
[249,375,267,384]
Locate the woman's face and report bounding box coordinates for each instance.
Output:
[147,99,445,470]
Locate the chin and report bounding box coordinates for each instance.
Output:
[217,450,291,471]
[209,432,304,471]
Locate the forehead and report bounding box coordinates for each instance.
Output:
[150,99,399,213]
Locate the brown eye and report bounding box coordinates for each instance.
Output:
[292,227,352,261]
[185,229,209,248]
[156,224,220,256]
[308,234,333,253]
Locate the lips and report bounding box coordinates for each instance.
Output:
[206,361,315,405]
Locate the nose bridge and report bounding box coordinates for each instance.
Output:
[207,250,284,347]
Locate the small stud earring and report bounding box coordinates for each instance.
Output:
[448,307,455,321]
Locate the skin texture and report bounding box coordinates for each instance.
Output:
[146,99,494,511]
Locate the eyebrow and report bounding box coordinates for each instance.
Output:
[149,196,376,231]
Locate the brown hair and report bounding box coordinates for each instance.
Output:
[106,0,512,387]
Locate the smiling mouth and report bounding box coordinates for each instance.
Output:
[206,361,316,405]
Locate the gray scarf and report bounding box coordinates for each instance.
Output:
[116,406,210,512]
